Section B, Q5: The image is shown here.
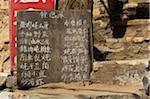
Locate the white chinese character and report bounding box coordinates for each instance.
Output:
[34,54,41,62]
[29,78,35,86]
[74,72,81,80]
[44,39,50,45]
[34,62,40,70]
[34,45,39,53]
[26,21,32,30]
[42,62,49,69]
[35,79,44,86]
[66,28,72,34]
[64,20,69,27]
[70,20,75,27]
[46,46,51,53]
[38,70,46,78]
[40,11,48,19]
[27,54,33,61]
[44,21,49,29]
[42,31,48,38]
[28,46,34,53]
[72,28,77,34]
[76,19,82,26]
[20,54,27,61]
[83,20,88,26]
[61,73,67,81]
[20,31,25,37]
[19,21,26,29]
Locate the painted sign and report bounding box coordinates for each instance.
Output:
[17,10,93,89]
[9,0,55,72]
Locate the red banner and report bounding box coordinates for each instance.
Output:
[10,0,55,72]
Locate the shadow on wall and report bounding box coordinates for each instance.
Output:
[108,1,149,38]
[108,0,127,38]
[93,47,109,61]
[127,3,150,19]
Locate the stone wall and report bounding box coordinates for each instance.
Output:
[0,0,9,9]
[92,0,150,87]
[0,8,9,73]
[0,0,149,86]
[0,1,149,98]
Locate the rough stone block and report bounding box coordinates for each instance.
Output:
[91,61,148,86]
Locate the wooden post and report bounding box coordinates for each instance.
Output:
[58,0,93,10]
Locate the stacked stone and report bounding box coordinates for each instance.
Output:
[92,0,150,88]
[0,9,10,73]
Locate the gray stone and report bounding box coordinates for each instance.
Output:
[0,92,13,99]
[6,76,17,88]
[12,94,91,99]
[142,71,150,90]
[0,73,8,89]
[91,62,147,86]
[17,10,92,89]
[94,94,140,99]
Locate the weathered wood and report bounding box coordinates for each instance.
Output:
[58,0,93,10]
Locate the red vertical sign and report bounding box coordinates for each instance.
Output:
[10,0,55,72]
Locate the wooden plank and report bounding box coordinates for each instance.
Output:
[16,10,93,89]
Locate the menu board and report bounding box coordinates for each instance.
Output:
[17,10,93,89]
